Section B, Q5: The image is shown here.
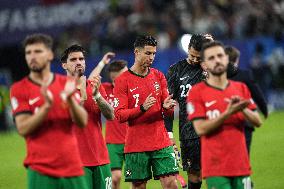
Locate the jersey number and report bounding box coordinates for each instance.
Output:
[206,110,220,119]
[105,177,112,189]
[133,94,140,107]
[180,84,192,97]
[242,177,251,189]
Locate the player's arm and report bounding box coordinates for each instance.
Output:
[92,78,114,120]
[113,77,144,123]
[88,52,115,79]
[241,83,262,127]
[242,108,262,127]
[11,82,53,137]
[63,77,88,128]
[14,104,51,137]
[192,97,250,136]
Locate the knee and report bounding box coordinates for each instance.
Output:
[161,176,178,189]
[112,170,122,188]
[188,171,201,183]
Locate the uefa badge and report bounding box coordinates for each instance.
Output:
[187,102,195,115]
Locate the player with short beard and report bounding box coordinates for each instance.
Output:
[10,34,88,189]
[187,41,262,189]
[164,34,213,189]
[61,44,115,189]
[113,35,178,189]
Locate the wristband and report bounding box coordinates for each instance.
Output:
[168,132,174,139]
[140,104,146,112]
[92,92,101,101]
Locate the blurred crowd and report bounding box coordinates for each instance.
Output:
[55,0,284,55]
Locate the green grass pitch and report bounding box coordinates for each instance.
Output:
[0,111,283,189]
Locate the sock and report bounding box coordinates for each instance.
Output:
[188,181,202,189]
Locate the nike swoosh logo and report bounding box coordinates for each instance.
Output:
[29,97,40,105]
[130,87,138,92]
[205,100,216,107]
[180,76,189,80]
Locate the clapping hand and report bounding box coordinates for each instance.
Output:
[225,96,250,115]
[163,94,176,109]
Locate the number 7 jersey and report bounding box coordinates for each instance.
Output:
[113,68,172,153]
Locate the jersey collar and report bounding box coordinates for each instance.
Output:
[128,68,150,78]
[204,80,230,91]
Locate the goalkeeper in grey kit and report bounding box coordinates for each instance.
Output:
[164,34,213,189]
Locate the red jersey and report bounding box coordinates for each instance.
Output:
[10,74,83,177]
[73,80,110,166]
[113,68,173,153]
[187,80,257,178]
[102,82,127,144]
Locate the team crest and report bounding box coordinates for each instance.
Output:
[153,82,160,92]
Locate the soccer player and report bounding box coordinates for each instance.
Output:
[113,35,178,189]
[10,34,88,189]
[165,34,213,189]
[61,44,114,189]
[89,56,129,189]
[226,45,268,153]
[102,60,128,189]
[187,41,262,189]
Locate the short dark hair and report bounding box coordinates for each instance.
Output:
[201,41,225,61]
[60,44,86,63]
[225,46,240,63]
[189,34,212,51]
[134,35,157,49]
[108,60,127,72]
[22,33,53,49]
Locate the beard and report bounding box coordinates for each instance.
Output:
[74,67,85,77]
[29,63,46,73]
[209,63,227,76]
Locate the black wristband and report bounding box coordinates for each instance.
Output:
[140,104,146,112]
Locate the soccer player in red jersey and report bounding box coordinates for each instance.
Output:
[10,34,88,189]
[113,35,178,189]
[61,44,115,189]
[187,41,262,189]
[97,60,128,189]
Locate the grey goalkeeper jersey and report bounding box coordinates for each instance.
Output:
[165,59,205,140]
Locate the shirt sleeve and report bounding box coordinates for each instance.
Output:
[10,84,32,117]
[187,86,206,121]
[166,64,179,99]
[113,76,143,123]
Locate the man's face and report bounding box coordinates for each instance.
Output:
[135,45,156,69]
[25,43,53,73]
[202,46,229,76]
[62,51,86,76]
[188,47,201,65]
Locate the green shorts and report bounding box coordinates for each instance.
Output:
[27,168,88,189]
[206,176,251,189]
[84,164,112,189]
[124,146,179,182]
[107,143,125,170]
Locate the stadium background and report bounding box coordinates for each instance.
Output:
[0,0,283,188]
